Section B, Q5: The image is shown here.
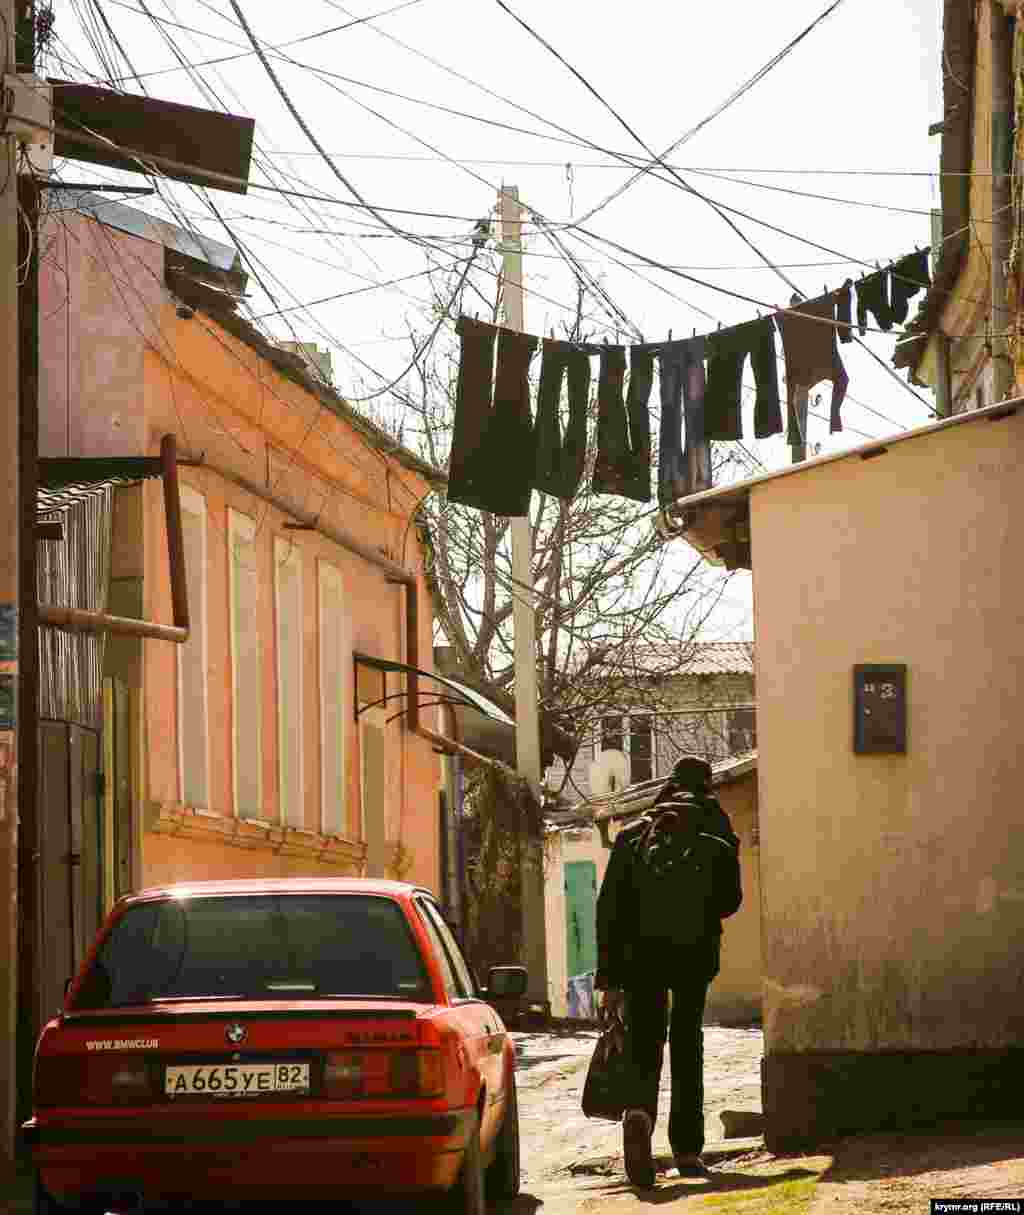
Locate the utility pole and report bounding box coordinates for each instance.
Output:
[498,184,549,1015]
[0,0,23,1178]
[16,0,40,1150]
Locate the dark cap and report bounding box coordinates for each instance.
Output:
[670,755,713,792]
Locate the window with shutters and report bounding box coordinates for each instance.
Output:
[318,561,346,836]
[229,510,263,818]
[177,486,209,808]
[275,538,304,827]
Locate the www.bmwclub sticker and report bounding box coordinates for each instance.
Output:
[86,1038,159,1051]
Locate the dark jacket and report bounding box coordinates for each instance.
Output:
[594,791,742,990]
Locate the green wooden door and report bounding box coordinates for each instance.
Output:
[565,860,598,978]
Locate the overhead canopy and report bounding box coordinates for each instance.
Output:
[37,456,163,518]
[354,653,515,727]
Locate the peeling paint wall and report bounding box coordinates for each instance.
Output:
[751,412,1024,1054]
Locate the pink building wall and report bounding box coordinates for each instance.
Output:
[38,208,443,898]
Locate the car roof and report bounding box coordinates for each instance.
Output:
[119,877,433,905]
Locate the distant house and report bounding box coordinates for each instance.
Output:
[543,751,761,1025]
[545,641,755,801]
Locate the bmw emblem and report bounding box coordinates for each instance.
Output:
[225,1022,247,1046]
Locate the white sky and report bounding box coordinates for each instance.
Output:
[50,0,947,639]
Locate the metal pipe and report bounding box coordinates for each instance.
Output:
[991,3,1015,402]
[160,434,189,630]
[37,604,187,643]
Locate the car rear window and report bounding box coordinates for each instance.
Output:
[71,894,432,1009]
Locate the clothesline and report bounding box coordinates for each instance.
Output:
[445,247,938,517]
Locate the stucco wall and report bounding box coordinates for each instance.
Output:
[37,218,443,900]
[707,771,762,1026]
[752,410,1024,1057]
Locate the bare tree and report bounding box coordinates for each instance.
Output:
[357,256,746,792]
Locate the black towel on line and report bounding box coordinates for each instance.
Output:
[704,317,783,440]
[657,337,710,507]
[856,269,893,335]
[534,340,591,500]
[592,346,652,503]
[889,249,931,325]
[447,317,538,516]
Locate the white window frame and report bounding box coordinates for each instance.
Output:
[228,508,261,817]
[176,484,210,808]
[318,561,346,837]
[274,536,304,828]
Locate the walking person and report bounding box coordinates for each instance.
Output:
[594,755,742,1187]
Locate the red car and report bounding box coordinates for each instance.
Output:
[24,878,527,1212]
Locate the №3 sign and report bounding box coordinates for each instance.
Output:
[853,664,907,754]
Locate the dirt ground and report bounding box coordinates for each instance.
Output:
[508,1028,1024,1215]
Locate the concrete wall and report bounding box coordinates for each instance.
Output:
[707,770,761,1026]
[751,408,1024,1145]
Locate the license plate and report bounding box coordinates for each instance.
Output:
[164,1061,310,1098]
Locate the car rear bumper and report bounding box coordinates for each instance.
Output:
[25,1109,472,1201]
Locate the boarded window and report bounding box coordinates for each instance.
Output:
[630,714,653,783]
[177,486,208,808]
[229,510,262,818]
[275,538,304,828]
[318,561,345,836]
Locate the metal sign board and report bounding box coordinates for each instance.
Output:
[49,81,255,194]
[853,664,907,754]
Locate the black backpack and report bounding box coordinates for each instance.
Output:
[630,802,730,949]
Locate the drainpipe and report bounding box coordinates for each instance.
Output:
[991,4,1014,403]
[183,455,491,766]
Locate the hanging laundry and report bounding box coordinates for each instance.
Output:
[657,337,710,507]
[856,269,893,334]
[704,317,783,439]
[774,294,849,436]
[534,339,591,500]
[889,248,931,324]
[592,345,652,503]
[835,279,855,344]
[447,316,538,516]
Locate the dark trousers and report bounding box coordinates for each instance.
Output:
[625,976,710,1154]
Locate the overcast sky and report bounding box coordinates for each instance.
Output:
[51,0,946,638]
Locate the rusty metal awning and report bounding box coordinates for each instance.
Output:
[49,81,255,195]
[37,437,190,644]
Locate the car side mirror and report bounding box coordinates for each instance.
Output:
[486,966,528,999]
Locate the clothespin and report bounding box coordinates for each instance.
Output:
[668,328,673,342]
[825,285,830,298]
[717,321,722,330]
[692,327,697,338]
[550,327,555,341]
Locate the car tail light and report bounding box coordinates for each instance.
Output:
[324,1052,365,1099]
[389,1050,443,1098]
[324,1049,443,1100]
[34,1055,153,1108]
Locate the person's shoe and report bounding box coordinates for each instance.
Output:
[622,1109,656,1188]
[672,1151,710,1178]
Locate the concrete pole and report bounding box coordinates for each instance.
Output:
[498,185,549,1013]
[1,0,23,1173]
[990,3,1014,403]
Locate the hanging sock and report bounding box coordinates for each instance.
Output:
[534,340,591,500]
[704,317,783,439]
[835,279,855,344]
[657,337,710,507]
[889,249,931,324]
[775,294,849,436]
[447,317,538,516]
[592,346,652,503]
[855,269,893,334]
